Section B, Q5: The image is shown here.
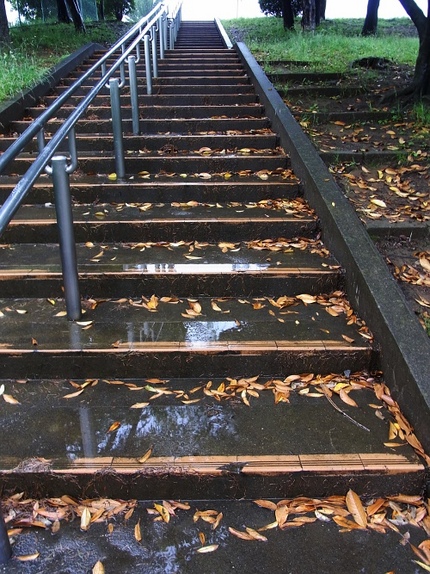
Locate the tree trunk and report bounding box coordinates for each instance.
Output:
[64,0,86,32]
[282,0,295,30]
[361,0,380,36]
[318,0,326,20]
[398,0,427,40]
[0,0,10,47]
[98,0,105,20]
[57,0,72,23]
[412,3,430,96]
[302,0,317,31]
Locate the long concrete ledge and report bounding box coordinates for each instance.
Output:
[0,42,103,131]
[236,42,430,457]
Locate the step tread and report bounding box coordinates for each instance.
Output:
[0,375,420,467]
[0,495,425,573]
[0,239,337,275]
[0,294,370,351]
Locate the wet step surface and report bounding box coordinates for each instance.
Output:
[0,374,423,499]
[0,19,426,526]
[1,496,427,574]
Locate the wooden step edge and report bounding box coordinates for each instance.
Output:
[3,453,423,475]
[0,341,371,354]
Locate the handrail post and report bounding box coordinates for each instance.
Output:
[51,156,81,322]
[109,78,126,178]
[159,15,165,59]
[128,56,140,135]
[0,507,11,565]
[144,34,152,95]
[151,25,158,78]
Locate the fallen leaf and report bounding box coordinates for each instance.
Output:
[16,553,40,562]
[134,519,142,542]
[138,447,153,464]
[345,489,367,528]
[3,394,20,405]
[196,544,219,553]
[80,507,91,531]
[107,421,121,433]
[93,561,105,574]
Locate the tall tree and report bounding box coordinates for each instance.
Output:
[0,0,10,46]
[362,0,380,36]
[64,0,85,32]
[400,0,430,97]
[282,0,295,30]
[301,0,317,31]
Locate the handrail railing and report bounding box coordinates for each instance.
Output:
[0,0,183,320]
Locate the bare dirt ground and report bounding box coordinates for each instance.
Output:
[262,60,430,333]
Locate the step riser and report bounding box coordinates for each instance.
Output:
[0,469,423,500]
[8,155,288,175]
[0,273,342,299]
[3,220,316,244]
[0,349,374,380]
[51,83,255,96]
[0,182,301,204]
[27,104,265,120]
[41,94,259,106]
[0,134,278,154]
[10,118,271,134]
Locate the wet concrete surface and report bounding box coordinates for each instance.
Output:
[0,377,416,470]
[1,498,426,573]
[0,296,368,351]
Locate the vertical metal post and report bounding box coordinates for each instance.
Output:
[169,21,174,50]
[151,26,158,78]
[0,507,11,565]
[128,55,140,135]
[159,17,165,59]
[109,78,125,178]
[144,34,152,96]
[51,156,82,322]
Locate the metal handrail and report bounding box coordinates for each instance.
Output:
[0,0,183,320]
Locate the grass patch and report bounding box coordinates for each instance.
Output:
[0,22,117,103]
[222,17,419,71]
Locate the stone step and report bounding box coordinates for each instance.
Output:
[0,294,373,378]
[0,373,423,499]
[51,82,254,96]
[3,151,287,176]
[3,199,318,243]
[0,176,300,204]
[26,103,265,120]
[9,117,271,135]
[0,132,277,154]
[0,494,426,573]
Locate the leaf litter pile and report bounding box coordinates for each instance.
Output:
[2,490,430,571]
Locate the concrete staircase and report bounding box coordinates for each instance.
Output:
[0,20,425,504]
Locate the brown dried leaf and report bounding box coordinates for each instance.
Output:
[16,552,40,562]
[138,447,153,464]
[3,394,20,405]
[345,490,367,528]
[228,526,254,540]
[80,507,91,531]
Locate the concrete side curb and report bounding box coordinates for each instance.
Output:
[215,18,233,49]
[0,42,103,131]
[236,42,430,455]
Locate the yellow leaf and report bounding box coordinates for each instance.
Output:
[107,421,121,433]
[17,552,40,561]
[108,173,117,181]
[345,489,367,528]
[370,198,387,208]
[80,507,91,531]
[93,561,105,574]
[131,402,150,409]
[138,447,153,464]
[54,311,67,317]
[3,394,20,405]
[155,503,170,523]
[196,544,219,553]
[134,520,142,542]
[63,389,84,399]
[296,294,316,304]
[76,321,93,327]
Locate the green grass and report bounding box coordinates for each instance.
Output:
[222,17,419,71]
[0,22,117,103]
